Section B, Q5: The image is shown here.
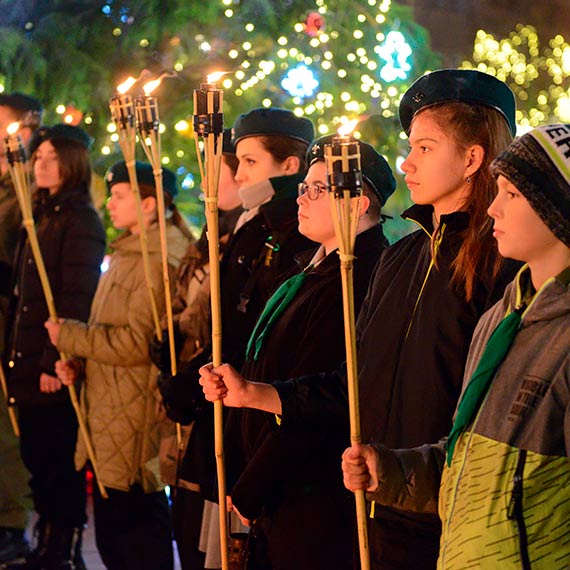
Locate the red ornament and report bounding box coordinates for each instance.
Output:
[305,12,325,37]
[62,105,84,126]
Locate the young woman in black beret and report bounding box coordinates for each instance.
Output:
[200,70,522,569]
[4,125,106,569]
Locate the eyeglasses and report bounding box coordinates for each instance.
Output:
[298,182,327,201]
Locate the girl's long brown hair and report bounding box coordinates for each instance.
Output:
[420,102,513,301]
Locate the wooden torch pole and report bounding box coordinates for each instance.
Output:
[193,79,228,570]
[324,134,370,570]
[5,129,108,498]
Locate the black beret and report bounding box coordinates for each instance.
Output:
[399,69,517,136]
[29,124,93,155]
[232,107,314,145]
[0,92,43,115]
[105,160,178,199]
[307,135,396,206]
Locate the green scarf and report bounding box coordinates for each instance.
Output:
[446,307,523,466]
[246,269,311,361]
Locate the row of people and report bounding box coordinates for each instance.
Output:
[0,65,568,570]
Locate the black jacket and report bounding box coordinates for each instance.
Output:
[219,173,316,370]
[227,225,387,569]
[274,205,521,561]
[5,186,106,407]
[162,173,315,494]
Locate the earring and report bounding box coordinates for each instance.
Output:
[466,175,472,185]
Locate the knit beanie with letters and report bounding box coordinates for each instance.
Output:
[490,123,570,247]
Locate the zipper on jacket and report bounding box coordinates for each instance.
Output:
[507,449,531,570]
[403,222,446,340]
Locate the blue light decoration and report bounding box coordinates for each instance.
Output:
[376,31,412,82]
[181,172,195,190]
[281,64,319,98]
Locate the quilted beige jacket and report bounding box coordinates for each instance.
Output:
[58,221,189,492]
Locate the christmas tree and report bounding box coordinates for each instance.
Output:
[0,0,442,240]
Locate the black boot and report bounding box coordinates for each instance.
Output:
[39,525,85,570]
[1,523,85,570]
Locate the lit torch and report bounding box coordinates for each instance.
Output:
[192,71,229,570]
[109,77,162,339]
[324,120,370,570]
[4,123,108,498]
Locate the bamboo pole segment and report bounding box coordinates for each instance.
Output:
[4,131,108,498]
[324,135,370,570]
[134,96,177,378]
[109,94,162,340]
[193,80,229,570]
[0,363,19,436]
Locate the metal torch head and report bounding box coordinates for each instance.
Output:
[193,83,224,138]
[324,137,363,199]
[110,94,135,130]
[4,134,27,166]
[134,96,160,136]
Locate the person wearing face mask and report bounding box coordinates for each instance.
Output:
[221,136,395,570]
[4,124,106,569]
[157,107,316,569]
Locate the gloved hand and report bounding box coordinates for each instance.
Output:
[157,369,205,425]
[149,326,184,372]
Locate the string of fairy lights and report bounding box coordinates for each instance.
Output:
[460,24,570,129]
[1,8,569,165]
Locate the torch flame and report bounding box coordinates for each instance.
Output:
[142,78,162,96]
[7,122,20,136]
[117,76,137,94]
[338,119,359,137]
[207,71,227,83]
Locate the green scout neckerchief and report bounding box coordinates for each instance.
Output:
[445,306,523,466]
[246,268,312,361]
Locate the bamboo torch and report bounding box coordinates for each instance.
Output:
[109,78,162,339]
[192,73,228,570]
[133,82,177,378]
[4,123,108,498]
[324,122,370,570]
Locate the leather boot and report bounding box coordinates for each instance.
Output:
[39,525,85,570]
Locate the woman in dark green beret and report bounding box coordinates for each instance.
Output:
[46,161,192,570]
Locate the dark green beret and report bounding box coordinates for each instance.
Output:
[105,160,178,199]
[399,69,517,136]
[29,124,93,155]
[0,92,43,115]
[307,135,396,206]
[232,107,314,145]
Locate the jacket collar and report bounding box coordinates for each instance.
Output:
[295,223,386,275]
[256,172,305,229]
[34,184,91,216]
[507,264,570,325]
[402,204,470,237]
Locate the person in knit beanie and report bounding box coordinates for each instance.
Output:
[342,124,570,568]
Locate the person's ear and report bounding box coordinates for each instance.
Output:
[465,144,485,178]
[283,155,300,175]
[358,194,371,218]
[141,195,157,215]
